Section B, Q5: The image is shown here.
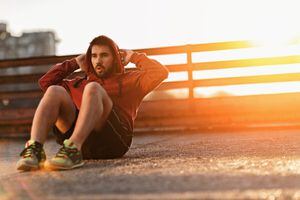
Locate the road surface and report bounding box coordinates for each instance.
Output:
[0,129,300,199]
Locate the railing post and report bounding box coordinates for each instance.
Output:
[186,45,194,100]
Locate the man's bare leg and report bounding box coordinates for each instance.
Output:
[17,85,76,171]
[45,82,112,170]
[69,82,113,150]
[31,85,77,143]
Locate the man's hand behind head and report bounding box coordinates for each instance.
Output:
[119,49,134,66]
[75,54,88,72]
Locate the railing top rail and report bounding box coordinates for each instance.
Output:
[0,54,78,68]
[0,40,255,68]
[136,40,254,55]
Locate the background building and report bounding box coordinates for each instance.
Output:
[0,22,58,98]
[0,22,57,59]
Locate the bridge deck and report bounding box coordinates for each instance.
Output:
[1,129,300,199]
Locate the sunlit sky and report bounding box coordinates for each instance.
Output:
[2,0,300,55]
[2,0,300,98]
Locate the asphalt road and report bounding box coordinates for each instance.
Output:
[0,129,300,199]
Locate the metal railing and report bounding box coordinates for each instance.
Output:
[1,40,300,135]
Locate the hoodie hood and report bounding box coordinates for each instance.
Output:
[85,35,124,79]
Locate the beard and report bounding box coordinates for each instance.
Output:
[95,64,116,78]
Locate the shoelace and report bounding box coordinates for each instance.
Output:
[20,144,39,158]
[56,146,77,158]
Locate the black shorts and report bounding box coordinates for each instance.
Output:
[53,107,133,159]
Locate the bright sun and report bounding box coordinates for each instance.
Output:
[152,39,300,99]
[149,0,300,99]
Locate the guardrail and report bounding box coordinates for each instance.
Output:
[1,40,300,136]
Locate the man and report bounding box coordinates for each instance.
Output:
[16,35,169,171]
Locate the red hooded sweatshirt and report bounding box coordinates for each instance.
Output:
[38,35,169,132]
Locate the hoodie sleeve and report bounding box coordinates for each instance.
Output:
[38,58,79,92]
[130,52,169,95]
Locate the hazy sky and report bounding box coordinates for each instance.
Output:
[1,0,300,55]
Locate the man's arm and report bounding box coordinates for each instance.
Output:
[124,50,169,95]
[38,58,80,92]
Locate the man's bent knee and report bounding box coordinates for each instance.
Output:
[44,85,68,96]
[84,82,110,100]
[83,82,113,113]
[41,85,74,111]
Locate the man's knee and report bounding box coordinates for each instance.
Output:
[44,85,68,98]
[84,82,112,108]
[84,82,107,97]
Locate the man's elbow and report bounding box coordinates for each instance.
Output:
[38,77,47,92]
[161,66,169,80]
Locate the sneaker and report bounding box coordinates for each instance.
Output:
[45,139,84,170]
[16,140,46,171]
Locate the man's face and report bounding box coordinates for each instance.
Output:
[91,44,115,78]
